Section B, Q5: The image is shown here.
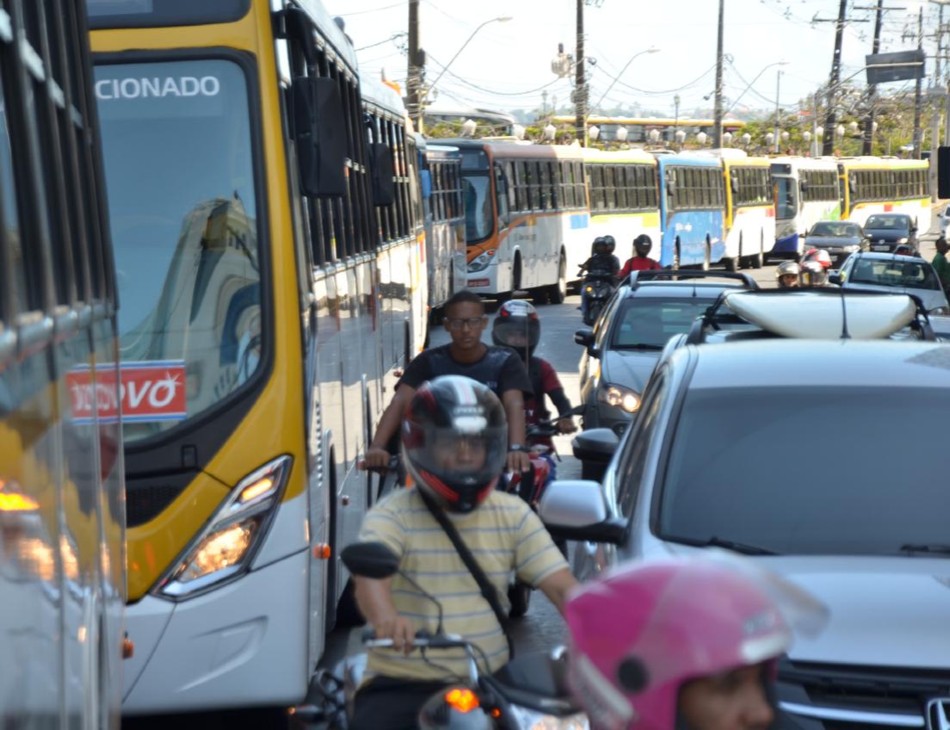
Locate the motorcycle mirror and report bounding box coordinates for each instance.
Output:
[341,541,400,579]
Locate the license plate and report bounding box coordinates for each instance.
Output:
[872,245,890,251]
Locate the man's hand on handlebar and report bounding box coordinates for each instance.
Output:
[556,416,577,434]
[360,446,391,471]
[372,614,416,655]
[507,450,531,473]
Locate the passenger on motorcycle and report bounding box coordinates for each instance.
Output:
[578,237,620,319]
[491,300,577,445]
[800,248,833,287]
[350,376,577,730]
[564,554,827,730]
[618,234,663,279]
[775,260,801,289]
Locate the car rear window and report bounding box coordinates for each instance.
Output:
[849,260,940,290]
[611,297,716,349]
[658,386,950,555]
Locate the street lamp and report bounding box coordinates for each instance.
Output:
[673,93,681,148]
[425,16,512,109]
[593,46,660,111]
[772,68,783,154]
[725,60,789,115]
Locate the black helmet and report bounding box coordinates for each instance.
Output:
[634,234,653,257]
[592,236,609,255]
[401,376,507,513]
[492,300,541,361]
[602,235,616,254]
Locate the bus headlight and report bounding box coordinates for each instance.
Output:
[156,455,292,600]
[468,251,494,272]
[596,383,641,413]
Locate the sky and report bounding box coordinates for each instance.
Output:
[325,0,942,120]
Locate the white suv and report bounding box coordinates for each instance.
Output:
[543,338,950,730]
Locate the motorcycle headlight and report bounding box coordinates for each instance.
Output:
[507,705,589,729]
[468,251,494,272]
[596,383,641,413]
[156,455,292,600]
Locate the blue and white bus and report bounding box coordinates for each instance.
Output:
[770,157,840,258]
[656,154,726,269]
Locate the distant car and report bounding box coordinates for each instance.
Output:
[833,250,950,314]
[802,220,867,265]
[574,270,756,447]
[541,338,950,730]
[861,213,917,253]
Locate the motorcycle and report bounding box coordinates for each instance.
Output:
[309,541,587,729]
[578,269,615,326]
[498,412,578,617]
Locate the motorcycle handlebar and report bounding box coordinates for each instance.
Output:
[361,628,470,650]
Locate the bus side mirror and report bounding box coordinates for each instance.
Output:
[370,143,395,206]
[420,169,432,200]
[292,77,347,198]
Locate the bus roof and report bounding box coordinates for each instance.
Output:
[441,138,585,161]
[581,147,656,165]
[769,156,840,173]
[836,156,929,170]
[655,152,723,168]
[360,72,410,120]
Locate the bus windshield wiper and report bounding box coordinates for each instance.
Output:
[672,535,778,555]
[898,543,950,555]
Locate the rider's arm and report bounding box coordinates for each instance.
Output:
[501,389,530,472]
[363,385,416,468]
[538,359,576,433]
[537,568,578,615]
[353,577,415,654]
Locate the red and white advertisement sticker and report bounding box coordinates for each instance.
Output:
[67,361,188,424]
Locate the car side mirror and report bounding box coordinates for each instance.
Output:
[571,427,620,466]
[538,480,626,545]
[828,272,842,285]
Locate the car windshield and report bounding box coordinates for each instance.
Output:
[848,259,941,290]
[865,215,910,231]
[809,221,861,237]
[658,386,950,555]
[610,296,717,349]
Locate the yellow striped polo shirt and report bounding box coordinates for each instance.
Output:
[357,487,569,683]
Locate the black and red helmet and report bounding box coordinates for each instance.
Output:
[634,234,653,257]
[491,299,541,359]
[402,376,507,513]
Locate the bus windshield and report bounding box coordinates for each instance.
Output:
[95,58,262,442]
[773,176,796,221]
[462,174,493,242]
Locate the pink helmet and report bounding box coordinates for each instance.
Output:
[564,555,827,730]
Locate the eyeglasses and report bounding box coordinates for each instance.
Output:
[446,317,485,330]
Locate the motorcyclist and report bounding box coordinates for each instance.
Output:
[491,300,577,446]
[800,248,832,287]
[618,233,663,279]
[350,375,577,730]
[564,553,828,730]
[775,260,801,289]
[578,237,620,319]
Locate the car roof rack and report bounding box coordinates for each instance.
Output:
[685,288,937,344]
[628,270,759,290]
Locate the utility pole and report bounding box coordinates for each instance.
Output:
[406,0,425,130]
[913,7,924,157]
[574,0,587,146]
[712,0,725,147]
[821,0,849,155]
[773,69,782,153]
[861,0,885,154]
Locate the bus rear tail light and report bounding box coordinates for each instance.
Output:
[156,455,292,600]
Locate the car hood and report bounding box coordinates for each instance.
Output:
[600,348,662,392]
[864,228,910,241]
[804,235,863,247]
[842,281,947,311]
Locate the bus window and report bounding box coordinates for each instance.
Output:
[495,165,510,229]
[463,176,493,242]
[774,177,796,221]
[0,87,27,314]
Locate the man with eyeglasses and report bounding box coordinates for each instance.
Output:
[362,290,533,474]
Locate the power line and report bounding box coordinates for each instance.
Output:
[427,54,562,97]
[336,1,404,17]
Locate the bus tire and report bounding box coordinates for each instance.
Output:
[546,252,567,304]
[753,234,764,269]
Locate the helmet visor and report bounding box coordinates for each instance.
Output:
[405,424,507,495]
[492,318,540,349]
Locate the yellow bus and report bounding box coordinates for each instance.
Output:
[710,150,773,270]
[1,0,125,727]
[837,157,930,230]
[582,147,661,268]
[453,139,589,302]
[88,0,425,719]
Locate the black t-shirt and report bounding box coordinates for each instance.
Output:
[398,344,533,398]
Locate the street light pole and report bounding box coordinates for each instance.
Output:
[773,69,782,153]
[593,47,659,111]
[673,94,681,149]
[575,0,587,146]
[712,0,725,147]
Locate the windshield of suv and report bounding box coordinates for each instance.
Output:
[658,386,950,555]
[809,221,861,238]
[610,296,717,349]
[864,215,910,231]
[848,259,941,290]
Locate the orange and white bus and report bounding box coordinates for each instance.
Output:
[452,139,590,302]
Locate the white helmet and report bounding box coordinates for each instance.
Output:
[776,261,800,278]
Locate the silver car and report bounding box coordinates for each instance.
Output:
[833,250,950,314]
[543,339,950,730]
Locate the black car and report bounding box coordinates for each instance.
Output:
[802,220,867,265]
[862,213,918,253]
